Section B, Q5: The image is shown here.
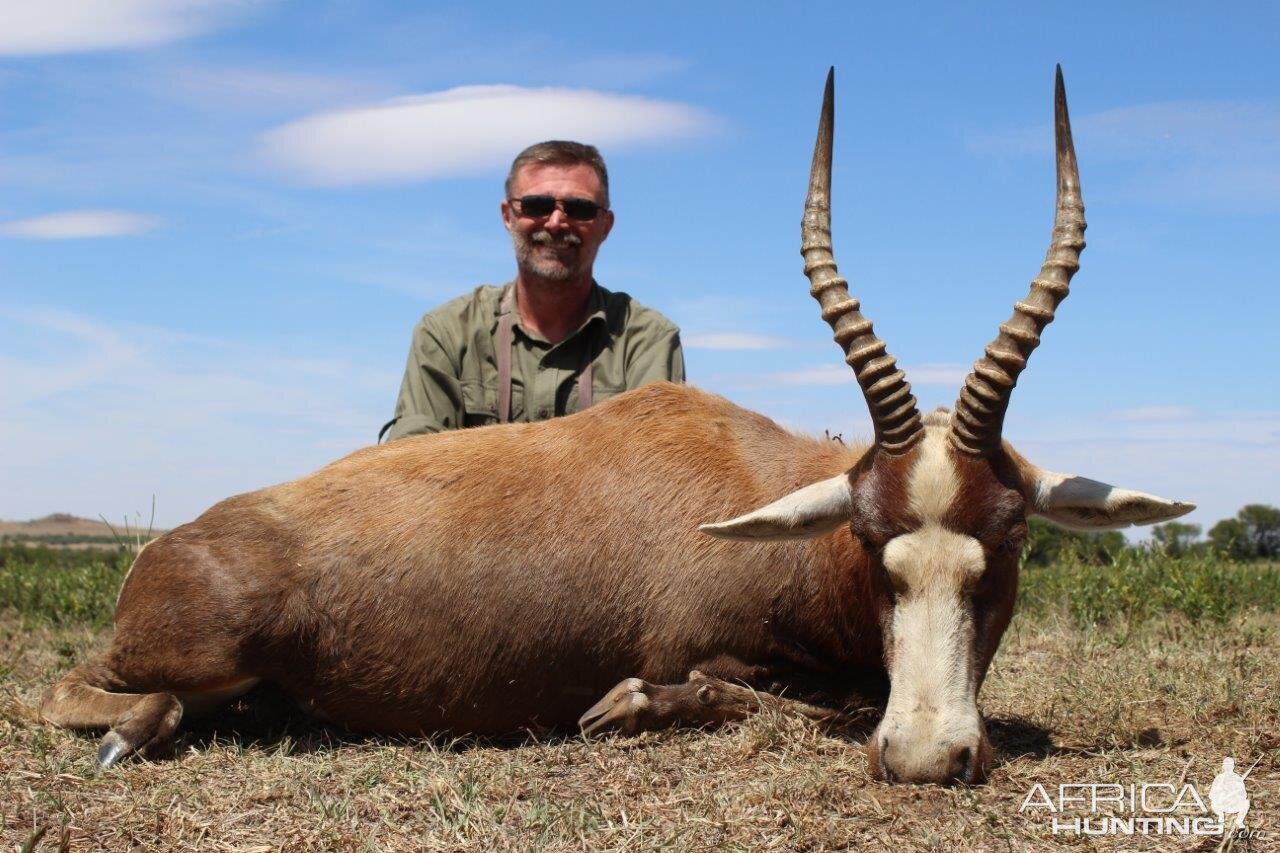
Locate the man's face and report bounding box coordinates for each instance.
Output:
[501,162,614,283]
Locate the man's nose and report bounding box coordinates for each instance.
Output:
[543,207,571,230]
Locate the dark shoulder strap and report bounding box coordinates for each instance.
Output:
[496,285,515,423]
[577,357,593,410]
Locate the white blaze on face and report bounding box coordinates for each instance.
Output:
[877,425,987,781]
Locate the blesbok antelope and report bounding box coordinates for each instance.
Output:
[41,67,1191,784]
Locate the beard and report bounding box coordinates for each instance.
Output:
[511,228,584,282]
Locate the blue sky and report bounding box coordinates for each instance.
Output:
[2,1,1277,535]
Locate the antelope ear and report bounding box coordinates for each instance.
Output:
[1023,465,1195,531]
[699,474,852,541]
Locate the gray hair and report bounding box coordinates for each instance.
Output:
[505,141,610,208]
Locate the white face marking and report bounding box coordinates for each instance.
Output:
[876,422,986,781]
[883,424,979,595]
[882,525,984,707]
[905,423,961,522]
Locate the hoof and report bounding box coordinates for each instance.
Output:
[578,678,650,736]
[96,731,130,771]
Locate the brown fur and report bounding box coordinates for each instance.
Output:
[43,386,880,734]
[41,383,1041,778]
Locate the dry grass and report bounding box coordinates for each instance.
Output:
[2,610,1276,851]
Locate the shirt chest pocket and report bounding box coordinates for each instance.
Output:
[461,380,524,426]
[583,380,626,408]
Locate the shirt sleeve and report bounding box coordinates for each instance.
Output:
[625,318,686,388]
[385,316,466,441]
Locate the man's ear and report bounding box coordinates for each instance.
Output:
[1022,464,1195,531]
[500,199,515,233]
[699,474,852,541]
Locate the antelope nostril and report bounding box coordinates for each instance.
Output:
[875,736,895,782]
[951,745,974,781]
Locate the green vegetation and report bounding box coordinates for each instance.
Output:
[0,545,132,628]
[1015,502,1280,628]
[1019,547,1280,628]
[1207,503,1280,559]
[1150,520,1201,556]
[0,533,128,546]
[1022,517,1125,566]
[1025,503,1280,565]
[3,535,1277,636]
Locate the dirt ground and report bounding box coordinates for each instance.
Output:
[2,612,1276,851]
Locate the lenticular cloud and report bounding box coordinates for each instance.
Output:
[0,210,159,239]
[0,0,242,55]
[260,85,717,186]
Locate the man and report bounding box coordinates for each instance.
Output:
[382,140,684,441]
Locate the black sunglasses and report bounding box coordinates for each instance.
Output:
[509,195,605,221]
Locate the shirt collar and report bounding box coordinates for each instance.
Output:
[496,281,608,345]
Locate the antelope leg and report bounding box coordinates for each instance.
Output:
[578,670,842,736]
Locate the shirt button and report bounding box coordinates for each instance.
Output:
[538,407,549,419]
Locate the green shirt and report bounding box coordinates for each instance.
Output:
[385,282,684,440]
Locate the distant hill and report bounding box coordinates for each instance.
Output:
[0,513,167,547]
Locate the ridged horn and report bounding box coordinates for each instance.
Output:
[802,68,923,454]
[949,65,1087,456]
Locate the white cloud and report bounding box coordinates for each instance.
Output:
[772,365,851,386]
[972,100,1280,157]
[260,85,718,186]
[0,0,252,56]
[971,99,1280,209]
[1003,406,1280,536]
[2,308,1269,542]
[0,309,395,527]
[684,332,792,351]
[1041,409,1280,447]
[0,210,160,239]
[0,309,143,399]
[161,66,376,112]
[1015,437,1277,540]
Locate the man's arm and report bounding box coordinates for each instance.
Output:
[624,318,685,388]
[385,317,466,441]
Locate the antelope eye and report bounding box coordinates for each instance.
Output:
[854,531,879,553]
[848,519,886,553]
[1002,522,1029,554]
